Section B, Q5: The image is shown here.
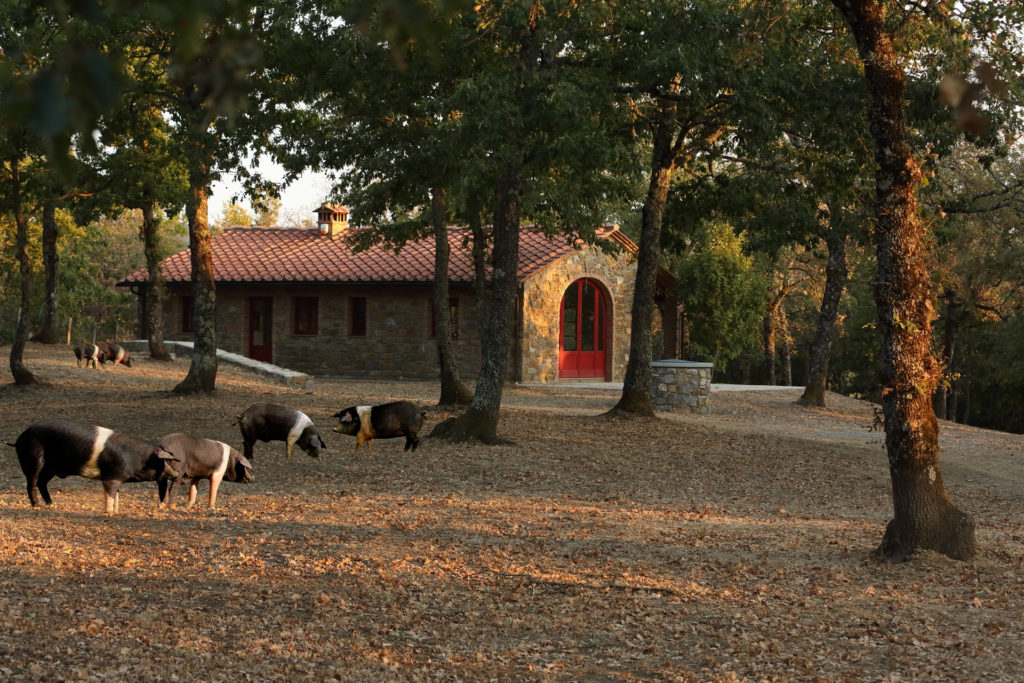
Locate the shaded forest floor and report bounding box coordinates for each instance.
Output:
[0,343,1022,681]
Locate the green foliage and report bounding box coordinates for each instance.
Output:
[675,222,767,367]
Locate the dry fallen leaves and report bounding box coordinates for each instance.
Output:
[0,343,1022,681]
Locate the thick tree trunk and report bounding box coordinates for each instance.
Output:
[440,167,522,443]
[9,156,40,385]
[173,157,218,394]
[142,202,172,362]
[37,201,61,344]
[608,90,679,417]
[834,0,974,562]
[800,230,848,407]
[431,188,472,406]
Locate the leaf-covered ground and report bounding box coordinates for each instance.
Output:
[0,343,1022,681]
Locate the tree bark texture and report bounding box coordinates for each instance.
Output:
[800,230,848,406]
[469,207,491,366]
[37,201,61,344]
[142,202,172,361]
[173,158,218,394]
[431,188,472,406]
[8,155,40,385]
[779,302,792,386]
[444,167,523,442]
[834,0,975,562]
[610,90,680,417]
[932,288,962,421]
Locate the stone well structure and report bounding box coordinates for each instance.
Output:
[650,360,713,415]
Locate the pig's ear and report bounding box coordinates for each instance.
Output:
[157,448,176,460]
[340,412,354,423]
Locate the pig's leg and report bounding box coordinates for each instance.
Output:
[36,469,55,505]
[208,472,223,508]
[285,437,295,459]
[103,480,121,514]
[187,480,199,507]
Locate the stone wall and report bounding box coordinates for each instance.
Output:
[164,284,482,380]
[519,244,637,382]
[650,360,713,415]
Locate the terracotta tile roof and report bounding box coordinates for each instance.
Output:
[119,224,634,286]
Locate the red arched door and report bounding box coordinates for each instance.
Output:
[559,278,607,379]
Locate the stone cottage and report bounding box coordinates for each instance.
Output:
[118,204,679,382]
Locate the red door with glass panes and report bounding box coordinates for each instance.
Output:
[559,279,607,379]
[248,297,273,363]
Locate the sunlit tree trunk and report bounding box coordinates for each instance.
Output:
[834,0,975,562]
[142,202,172,361]
[173,142,217,394]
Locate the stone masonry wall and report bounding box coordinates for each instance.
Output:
[165,284,482,380]
[519,244,637,382]
[650,361,713,415]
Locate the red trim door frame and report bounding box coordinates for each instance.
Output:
[248,297,273,363]
[559,278,607,379]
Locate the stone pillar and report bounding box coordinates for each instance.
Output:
[650,360,713,415]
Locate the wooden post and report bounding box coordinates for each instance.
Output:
[66,317,72,345]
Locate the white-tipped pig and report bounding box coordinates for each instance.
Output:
[156,433,254,509]
[236,403,326,460]
[13,418,180,514]
[332,400,426,452]
[73,343,104,369]
[97,341,132,368]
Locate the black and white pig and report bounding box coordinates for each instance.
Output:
[332,400,426,452]
[97,341,132,368]
[73,343,105,369]
[236,403,326,460]
[156,433,254,509]
[13,418,180,514]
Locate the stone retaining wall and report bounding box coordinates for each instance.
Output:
[650,360,713,415]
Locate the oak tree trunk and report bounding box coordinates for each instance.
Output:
[834,0,975,562]
[431,188,472,406]
[37,201,61,344]
[800,230,848,407]
[173,154,218,394]
[609,89,680,417]
[9,155,40,385]
[440,167,522,443]
[142,202,172,361]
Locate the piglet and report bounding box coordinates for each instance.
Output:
[236,403,326,460]
[156,433,254,509]
[98,341,132,368]
[332,400,426,452]
[73,343,104,369]
[13,418,180,514]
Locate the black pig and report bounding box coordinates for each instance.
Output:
[97,341,132,368]
[236,403,326,460]
[157,433,254,509]
[332,400,426,452]
[14,418,179,514]
[73,343,104,369]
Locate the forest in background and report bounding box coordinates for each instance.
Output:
[1,1,1022,435]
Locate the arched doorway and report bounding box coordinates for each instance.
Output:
[559,278,607,379]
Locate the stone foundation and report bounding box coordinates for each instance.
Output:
[650,360,713,415]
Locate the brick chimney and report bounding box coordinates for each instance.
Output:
[315,202,349,238]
